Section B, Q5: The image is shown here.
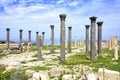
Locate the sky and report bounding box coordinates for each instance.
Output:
[0,0,120,44]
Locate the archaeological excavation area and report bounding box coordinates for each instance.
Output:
[0,14,120,80]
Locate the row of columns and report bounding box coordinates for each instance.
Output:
[6,29,33,52]
[6,14,105,61]
[85,16,103,60]
[107,36,118,50]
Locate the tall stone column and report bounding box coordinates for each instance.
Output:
[41,32,44,46]
[59,14,66,61]
[28,30,32,51]
[19,29,23,52]
[85,25,90,53]
[36,32,39,41]
[6,28,10,50]
[50,25,54,53]
[68,26,72,53]
[36,34,43,61]
[89,16,97,60]
[97,21,103,54]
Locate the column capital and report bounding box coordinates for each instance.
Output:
[19,29,23,32]
[36,32,39,34]
[89,16,97,22]
[59,14,66,21]
[97,21,103,26]
[42,32,45,35]
[68,26,72,30]
[28,30,31,33]
[6,28,10,31]
[85,25,90,29]
[50,25,54,29]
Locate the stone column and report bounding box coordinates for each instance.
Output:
[50,25,54,53]
[85,25,90,53]
[68,26,72,53]
[115,36,118,46]
[28,30,32,51]
[42,32,45,46]
[108,39,112,50]
[6,28,10,50]
[36,32,39,38]
[89,16,97,60]
[97,21,103,54]
[74,36,77,48]
[59,14,66,61]
[36,34,43,61]
[19,29,23,52]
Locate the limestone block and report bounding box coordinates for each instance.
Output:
[32,72,41,80]
[98,68,120,80]
[25,70,35,78]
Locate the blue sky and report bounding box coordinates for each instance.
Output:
[0,0,120,43]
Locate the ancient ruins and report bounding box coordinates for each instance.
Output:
[0,14,119,80]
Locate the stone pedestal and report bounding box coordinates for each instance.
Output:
[6,28,10,51]
[85,25,90,53]
[89,16,97,60]
[68,26,72,53]
[114,46,118,60]
[59,14,66,61]
[50,25,54,53]
[97,21,103,54]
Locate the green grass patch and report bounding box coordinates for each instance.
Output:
[0,54,8,59]
[20,61,26,64]
[0,68,28,80]
[60,48,120,72]
[31,66,50,72]
[32,53,37,57]
[9,51,21,54]
[42,45,50,50]
[28,59,37,62]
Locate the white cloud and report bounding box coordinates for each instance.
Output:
[0,0,120,41]
[68,1,79,6]
[57,0,65,4]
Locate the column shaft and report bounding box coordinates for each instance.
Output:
[97,21,103,54]
[28,30,32,51]
[19,30,23,52]
[6,28,10,50]
[50,25,54,53]
[89,16,97,60]
[42,32,45,46]
[60,14,66,61]
[68,27,72,53]
[85,25,90,53]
